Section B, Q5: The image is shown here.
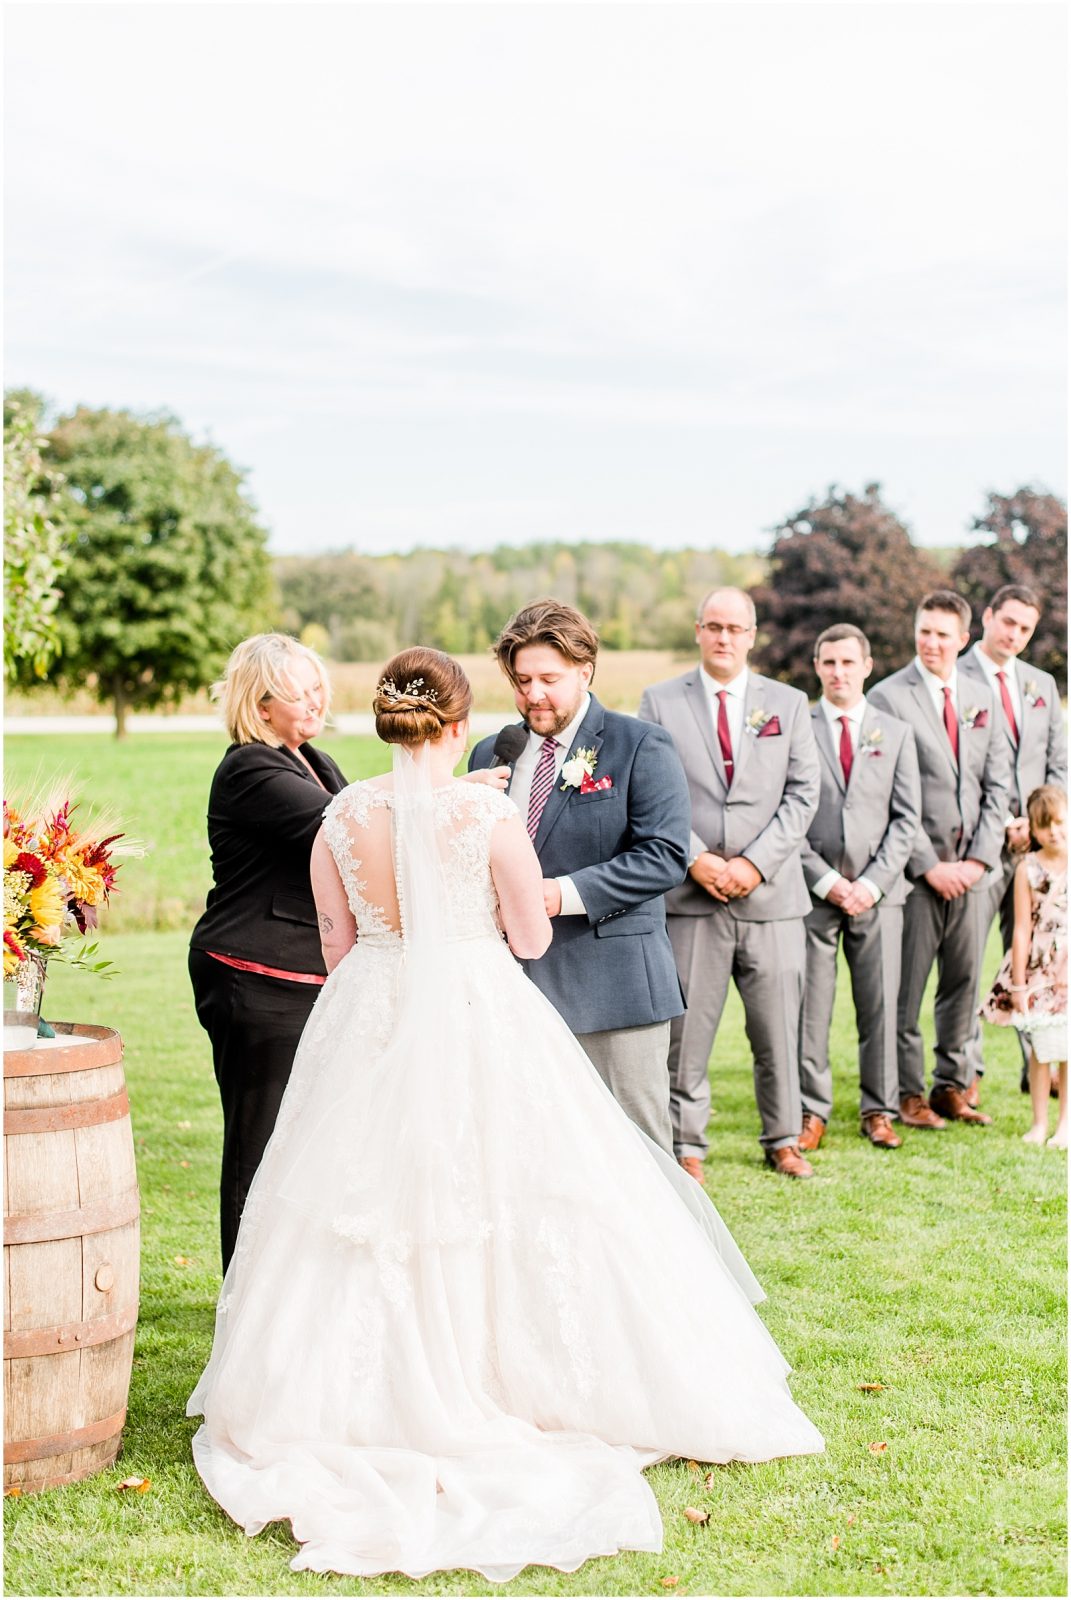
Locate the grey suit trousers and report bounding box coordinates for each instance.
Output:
[577,1021,674,1155]
[966,854,1029,1076]
[667,910,805,1154]
[799,900,902,1123]
[898,882,986,1097]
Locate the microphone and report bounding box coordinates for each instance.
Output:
[492,724,528,769]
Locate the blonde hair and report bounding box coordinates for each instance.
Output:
[216,634,332,747]
[373,647,472,746]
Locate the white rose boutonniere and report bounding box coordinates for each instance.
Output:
[560,747,598,791]
[860,727,884,757]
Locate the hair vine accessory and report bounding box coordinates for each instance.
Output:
[376,676,440,707]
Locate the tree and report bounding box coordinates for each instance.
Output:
[46,406,276,736]
[4,390,69,683]
[950,488,1067,690]
[748,483,944,685]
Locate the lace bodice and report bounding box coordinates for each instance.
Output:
[321,779,517,943]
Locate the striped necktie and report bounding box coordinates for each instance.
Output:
[527,738,558,840]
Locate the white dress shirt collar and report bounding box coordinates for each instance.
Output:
[972,642,1022,709]
[700,664,749,703]
[820,696,866,729]
[914,656,958,703]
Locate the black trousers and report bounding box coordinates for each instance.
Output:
[188,948,320,1272]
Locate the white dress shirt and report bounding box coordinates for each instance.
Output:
[914,655,958,722]
[811,696,882,906]
[971,643,1021,824]
[508,693,591,917]
[700,664,748,757]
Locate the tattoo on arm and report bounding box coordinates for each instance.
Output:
[318,913,334,934]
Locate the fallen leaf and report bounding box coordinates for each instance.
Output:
[179,1161,191,1169]
[703,1471,715,1490]
[857,1383,884,1392]
[683,1507,709,1525]
[661,1579,680,1589]
[4,1485,22,1497]
[176,1120,191,1130]
[116,1476,151,1493]
[831,1535,841,1550]
[173,1256,191,1267]
[846,1514,856,1526]
[685,1459,700,1474]
[868,1442,888,1455]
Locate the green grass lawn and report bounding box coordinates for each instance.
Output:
[3,737,1067,1596]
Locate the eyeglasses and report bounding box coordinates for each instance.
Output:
[697,622,754,637]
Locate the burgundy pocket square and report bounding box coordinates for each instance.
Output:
[756,717,782,738]
[971,710,989,729]
[1033,696,1047,709]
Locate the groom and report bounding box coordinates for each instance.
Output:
[470,598,691,1153]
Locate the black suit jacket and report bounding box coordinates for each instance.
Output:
[190,741,347,973]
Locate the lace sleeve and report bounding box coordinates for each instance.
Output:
[481,788,520,824]
[321,784,372,919]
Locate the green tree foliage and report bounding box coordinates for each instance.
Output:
[950,488,1067,690]
[4,390,70,683]
[276,543,760,659]
[45,406,276,736]
[749,483,945,685]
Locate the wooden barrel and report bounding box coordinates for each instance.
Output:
[4,1024,139,1492]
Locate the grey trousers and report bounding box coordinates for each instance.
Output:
[576,1020,674,1155]
[965,853,1028,1076]
[898,881,986,1098]
[667,910,805,1155]
[799,900,902,1123]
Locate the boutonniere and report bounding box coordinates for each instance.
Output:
[560,746,599,791]
[860,727,884,757]
[961,705,989,730]
[746,707,782,738]
[1024,680,1047,710]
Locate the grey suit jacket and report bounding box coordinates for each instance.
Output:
[958,650,1067,815]
[801,701,922,909]
[868,662,1012,884]
[638,668,820,920]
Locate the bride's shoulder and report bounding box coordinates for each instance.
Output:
[323,778,391,826]
[449,780,518,822]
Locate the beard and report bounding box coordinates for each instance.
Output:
[523,694,584,738]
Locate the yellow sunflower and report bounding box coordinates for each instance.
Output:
[62,856,107,906]
[29,876,66,939]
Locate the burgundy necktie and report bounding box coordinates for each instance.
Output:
[526,737,558,840]
[716,691,734,785]
[838,715,853,786]
[996,670,1020,746]
[942,686,959,763]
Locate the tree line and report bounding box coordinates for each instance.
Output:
[4,393,1066,736]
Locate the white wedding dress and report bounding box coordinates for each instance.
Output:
[188,766,823,1582]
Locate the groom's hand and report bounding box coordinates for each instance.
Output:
[542,879,563,917]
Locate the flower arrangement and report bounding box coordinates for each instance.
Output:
[560,747,599,791]
[3,789,129,979]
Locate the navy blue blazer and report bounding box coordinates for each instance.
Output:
[469,695,690,1033]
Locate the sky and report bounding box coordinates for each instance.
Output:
[5,2,1066,557]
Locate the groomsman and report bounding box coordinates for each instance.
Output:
[798,625,922,1151]
[639,588,820,1179]
[869,590,1012,1128]
[960,584,1068,1097]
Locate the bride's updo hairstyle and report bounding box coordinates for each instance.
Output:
[373,647,472,746]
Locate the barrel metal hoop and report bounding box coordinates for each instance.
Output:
[4,1406,127,1464]
[4,1304,139,1359]
[3,1027,123,1078]
[4,1189,140,1245]
[4,1087,130,1135]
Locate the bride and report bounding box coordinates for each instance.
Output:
[188,647,823,1582]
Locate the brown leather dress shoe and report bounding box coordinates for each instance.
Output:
[764,1144,815,1178]
[678,1155,706,1186]
[898,1094,946,1130]
[965,1076,981,1109]
[798,1112,826,1151]
[929,1084,993,1125]
[861,1112,902,1148]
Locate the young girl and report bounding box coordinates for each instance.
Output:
[981,783,1067,1147]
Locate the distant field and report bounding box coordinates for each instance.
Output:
[4,650,692,719]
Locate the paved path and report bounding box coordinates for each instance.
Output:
[4,711,517,737]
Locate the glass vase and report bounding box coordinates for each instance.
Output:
[3,952,46,1052]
